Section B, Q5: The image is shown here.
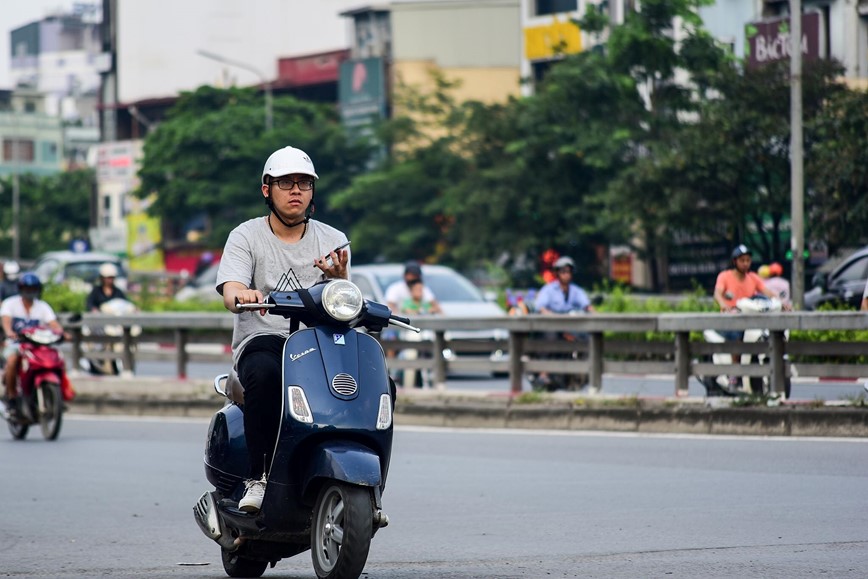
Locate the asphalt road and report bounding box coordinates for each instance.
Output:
[1,416,866,578]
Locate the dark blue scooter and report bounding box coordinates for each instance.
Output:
[194,279,417,579]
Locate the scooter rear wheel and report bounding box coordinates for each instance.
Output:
[39,382,63,440]
[311,482,373,579]
[221,549,268,578]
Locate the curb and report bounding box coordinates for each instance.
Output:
[63,376,868,437]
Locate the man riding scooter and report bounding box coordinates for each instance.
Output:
[1,273,66,419]
[532,256,596,390]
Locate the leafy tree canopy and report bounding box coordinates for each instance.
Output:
[0,169,93,259]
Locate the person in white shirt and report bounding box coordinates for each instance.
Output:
[1,273,65,415]
[384,262,442,314]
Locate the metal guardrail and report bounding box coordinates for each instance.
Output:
[61,311,868,395]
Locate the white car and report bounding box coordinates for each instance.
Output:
[350,263,509,360]
[32,251,128,291]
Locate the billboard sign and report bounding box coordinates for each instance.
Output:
[745,12,821,67]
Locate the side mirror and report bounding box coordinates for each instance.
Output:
[811,272,828,291]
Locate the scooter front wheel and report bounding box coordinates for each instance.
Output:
[221,549,268,578]
[6,407,28,440]
[311,482,373,579]
[38,382,63,441]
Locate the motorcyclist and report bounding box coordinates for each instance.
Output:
[0,260,20,301]
[86,263,129,312]
[532,256,595,388]
[713,245,787,314]
[534,256,596,314]
[1,273,65,417]
[216,145,350,514]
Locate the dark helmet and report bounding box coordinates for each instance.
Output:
[731,244,752,261]
[553,256,576,272]
[18,272,42,300]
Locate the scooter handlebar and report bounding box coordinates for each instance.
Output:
[235,302,276,311]
[389,315,420,333]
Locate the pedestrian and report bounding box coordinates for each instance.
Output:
[215,145,350,514]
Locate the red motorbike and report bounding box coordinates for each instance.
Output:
[2,326,71,440]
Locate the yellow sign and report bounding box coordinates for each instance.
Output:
[524,19,582,60]
[127,212,164,271]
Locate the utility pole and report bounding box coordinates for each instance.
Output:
[790,0,804,309]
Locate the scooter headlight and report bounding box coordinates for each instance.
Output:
[322,280,363,322]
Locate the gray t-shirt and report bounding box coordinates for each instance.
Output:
[216,216,349,362]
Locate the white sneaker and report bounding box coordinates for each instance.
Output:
[239,477,266,513]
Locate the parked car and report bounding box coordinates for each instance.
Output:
[174,262,221,303]
[804,246,868,310]
[32,251,127,291]
[350,263,509,359]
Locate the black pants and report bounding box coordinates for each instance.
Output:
[237,334,284,479]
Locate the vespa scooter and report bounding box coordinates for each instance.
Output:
[1,326,69,440]
[194,278,417,579]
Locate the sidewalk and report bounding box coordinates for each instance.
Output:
[64,373,868,437]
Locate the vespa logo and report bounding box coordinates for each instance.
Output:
[289,347,316,362]
[334,333,346,345]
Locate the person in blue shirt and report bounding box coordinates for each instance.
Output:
[534,256,596,314]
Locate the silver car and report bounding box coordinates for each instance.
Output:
[32,251,128,291]
[350,263,509,362]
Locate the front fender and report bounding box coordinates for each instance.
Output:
[302,441,382,498]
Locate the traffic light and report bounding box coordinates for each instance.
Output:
[784,249,810,260]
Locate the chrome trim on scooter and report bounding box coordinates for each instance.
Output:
[331,373,357,396]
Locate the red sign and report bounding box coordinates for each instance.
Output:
[745,13,821,67]
[277,49,349,86]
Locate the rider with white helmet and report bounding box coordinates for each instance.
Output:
[86,262,128,312]
[215,145,351,514]
[0,261,20,301]
[535,255,595,314]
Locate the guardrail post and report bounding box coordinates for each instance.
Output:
[770,330,785,395]
[175,329,188,379]
[122,326,135,375]
[674,331,690,395]
[70,326,83,372]
[588,332,603,391]
[509,331,525,394]
[432,330,447,390]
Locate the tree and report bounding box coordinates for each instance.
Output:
[806,87,868,253]
[0,169,93,259]
[136,86,372,246]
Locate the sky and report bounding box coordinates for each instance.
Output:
[0,0,83,89]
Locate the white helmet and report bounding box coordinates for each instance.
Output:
[553,256,576,271]
[261,146,318,184]
[3,260,20,281]
[99,262,119,278]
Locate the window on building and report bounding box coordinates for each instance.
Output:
[536,0,578,16]
[3,139,35,162]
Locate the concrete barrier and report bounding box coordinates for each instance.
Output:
[65,375,868,437]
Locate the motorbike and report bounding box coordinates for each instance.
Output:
[80,298,141,376]
[528,309,590,392]
[193,278,418,579]
[698,295,792,399]
[0,326,70,440]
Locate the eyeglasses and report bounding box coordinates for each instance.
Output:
[272,177,314,191]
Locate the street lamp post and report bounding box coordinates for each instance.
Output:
[790,0,804,309]
[197,49,273,131]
